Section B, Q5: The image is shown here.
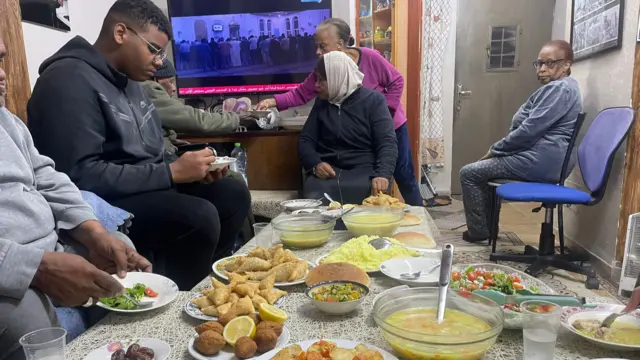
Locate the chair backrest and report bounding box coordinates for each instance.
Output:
[578,107,635,203]
[559,112,587,185]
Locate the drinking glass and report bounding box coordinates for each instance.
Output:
[20,327,67,360]
[253,222,273,248]
[521,300,562,360]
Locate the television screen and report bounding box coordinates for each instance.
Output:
[167,0,332,96]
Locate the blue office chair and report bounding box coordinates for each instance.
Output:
[490,107,635,289]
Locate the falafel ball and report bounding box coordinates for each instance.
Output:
[195,321,224,335]
[253,329,278,353]
[256,321,283,337]
[195,330,226,355]
[218,311,237,326]
[247,313,261,325]
[234,336,258,359]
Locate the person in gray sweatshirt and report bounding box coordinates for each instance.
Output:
[0,35,151,360]
[459,40,582,242]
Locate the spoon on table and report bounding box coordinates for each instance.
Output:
[368,237,411,251]
[324,193,341,208]
[436,244,454,324]
[400,262,441,280]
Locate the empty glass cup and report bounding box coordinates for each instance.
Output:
[253,222,273,248]
[521,300,562,360]
[20,327,67,360]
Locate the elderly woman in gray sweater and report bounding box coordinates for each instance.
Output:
[460,40,582,242]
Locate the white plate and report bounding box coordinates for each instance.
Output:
[184,292,285,321]
[561,303,640,351]
[209,157,236,171]
[97,272,178,313]
[280,199,323,211]
[380,257,440,286]
[212,255,312,287]
[255,339,398,360]
[82,338,171,360]
[315,254,380,274]
[188,326,290,360]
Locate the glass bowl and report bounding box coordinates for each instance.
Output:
[342,206,405,237]
[373,287,504,360]
[272,214,335,249]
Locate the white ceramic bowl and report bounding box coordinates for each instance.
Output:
[305,281,369,315]
[380,257,440,286]
[209,156,236,171]
[280,199,323,212]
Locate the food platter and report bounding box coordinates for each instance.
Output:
[212,254,314,287]
[187,326,290,360]
[184,292,285,321]
[82,338,171,360]
[450,263,555,329]
[315,253,380,274]
[209,157,236,171]
[561,303,640,351]
[96,272,179,313]
[255,339,398,360]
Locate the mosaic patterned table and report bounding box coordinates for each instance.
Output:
[66,208,636,360]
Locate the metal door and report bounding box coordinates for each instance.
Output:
[450,0,555,194]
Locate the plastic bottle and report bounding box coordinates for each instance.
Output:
[230,143,248,185]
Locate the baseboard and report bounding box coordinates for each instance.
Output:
[563,236,620,285]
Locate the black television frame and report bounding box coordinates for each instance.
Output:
[167,0,332,97]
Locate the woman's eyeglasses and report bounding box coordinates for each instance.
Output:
[533,59,565,69]
[126,26,167,62]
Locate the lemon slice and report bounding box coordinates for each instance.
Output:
[258,303,288,325]
[223,316,256,346]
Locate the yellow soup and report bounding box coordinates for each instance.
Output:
[383,308,495,360]
[344,213,403,237]
[279,229,332,248]
[576,321,640,345]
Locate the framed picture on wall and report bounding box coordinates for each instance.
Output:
[570,0,624,61]
[20,0,71,32]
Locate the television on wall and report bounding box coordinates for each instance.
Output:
[167,0,332,96]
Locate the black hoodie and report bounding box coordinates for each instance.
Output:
[28,36,175,201]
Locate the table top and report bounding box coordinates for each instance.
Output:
[66,208,635,360]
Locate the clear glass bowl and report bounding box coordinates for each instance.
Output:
[342,206,405,237]
[272,214,335,249]
[373,287,504,360]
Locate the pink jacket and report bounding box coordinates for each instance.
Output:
[273,47,406,129]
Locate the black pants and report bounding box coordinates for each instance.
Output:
[303,166,374,206]
[110,177,251,290]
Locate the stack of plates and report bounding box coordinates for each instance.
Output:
[280,116,307,130]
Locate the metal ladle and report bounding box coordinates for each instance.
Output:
[436,244,454,324]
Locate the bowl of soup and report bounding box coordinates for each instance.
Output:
[272,214,335,249]
[372,287,503,360]
[342,206,405,237]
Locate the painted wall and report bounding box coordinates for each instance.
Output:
[22,0,355,90]
[552,0,638,275]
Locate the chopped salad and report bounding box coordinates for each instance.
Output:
[311,283,364,302]
[450,266,540,312]
[100,283,158,310]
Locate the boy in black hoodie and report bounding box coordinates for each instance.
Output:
[27,0,251,290]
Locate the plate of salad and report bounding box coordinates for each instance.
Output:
[97,272,179,313]
[450,263,556,329]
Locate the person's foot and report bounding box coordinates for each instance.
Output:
[462,231,488,243]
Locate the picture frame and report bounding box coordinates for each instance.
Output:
[570,0,624,61]
[20,0,70,32]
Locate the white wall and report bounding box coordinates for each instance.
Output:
[552,0,638,276]
[23,0,355,89]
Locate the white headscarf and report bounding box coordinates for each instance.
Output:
[322,51,364,107]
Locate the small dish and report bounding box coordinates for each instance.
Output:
[184,292,286,321]
[82,338,171,360]
[212,254,314,286]
[280,199,323,212]
[97,272,178,313]
[209,156,236,171]
[380,257,440,286]
[305,281,369,315]
[187,326,291,360]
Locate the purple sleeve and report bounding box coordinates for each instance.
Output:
[273,71,318,111]
[369,51,404,112]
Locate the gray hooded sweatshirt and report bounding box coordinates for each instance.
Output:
[0,107,96,300]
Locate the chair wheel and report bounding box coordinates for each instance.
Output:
[585,277,600,290]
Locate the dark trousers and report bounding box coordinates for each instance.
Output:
[394,123,423,206]
[303,166,374,206]
[110,177,251,290]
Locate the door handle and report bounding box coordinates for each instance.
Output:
[455,84,471,113]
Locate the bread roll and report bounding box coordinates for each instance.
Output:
[306,262,370,286]
[392,232,436,249]
[401,213,423,226]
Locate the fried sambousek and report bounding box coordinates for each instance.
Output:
[252,294,268,308]
[217,302,233,315]
[259,273,276,290]
[229,292,240,304]
[235,296,256,315]
[223,256,246,272]
[246,271,270,281]
[209,287,231,306]
[195,321,223,335]
[258,289,287,305]
[267,262,298,282]
[271,345,303,360]
[191,296,213,309]
[227,272,249,284]
[234,282,259,298]
[194,330,226,355]
[289,261,309,282]
[211,277,227,289]
[273,249,298,265]
[237,257,272,272]
[201,305,218,317]
[248,246,272,260]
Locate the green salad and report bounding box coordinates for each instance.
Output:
[100,283,147,310]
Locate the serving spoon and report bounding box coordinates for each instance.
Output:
[436,244,454,324]
[400,263,441,280]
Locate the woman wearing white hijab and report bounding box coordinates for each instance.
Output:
[299,52,398,205]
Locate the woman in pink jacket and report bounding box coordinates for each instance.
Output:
[256,18,422,206]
